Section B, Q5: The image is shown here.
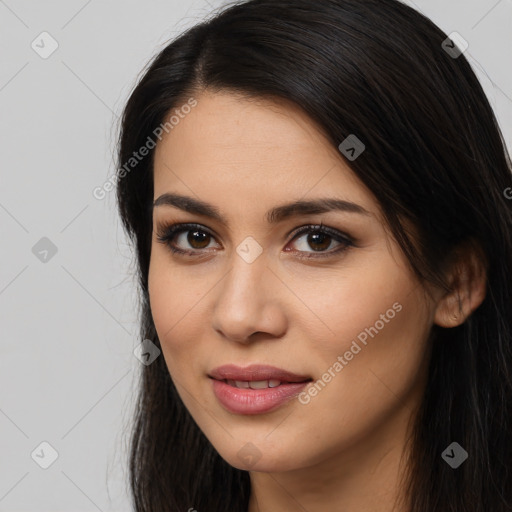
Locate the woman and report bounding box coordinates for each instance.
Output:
[115,0,512,510]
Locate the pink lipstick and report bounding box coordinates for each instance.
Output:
[208,364,312,415]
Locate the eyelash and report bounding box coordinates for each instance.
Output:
[155,222,355,260]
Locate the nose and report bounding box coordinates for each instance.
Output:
[211,249,287,344]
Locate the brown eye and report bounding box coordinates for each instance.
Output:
[287,224,353,258]
[304,232,332,251]
[155,223,219,255]
[186,229,211,249]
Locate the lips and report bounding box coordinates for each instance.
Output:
[208,364,312,385]
[208,364,313,414]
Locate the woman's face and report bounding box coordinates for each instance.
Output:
[148,90,437,473]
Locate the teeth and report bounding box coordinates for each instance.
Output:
[249,380,270,389]
[225,379,282,389]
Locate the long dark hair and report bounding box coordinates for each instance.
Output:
[115,0,512,510]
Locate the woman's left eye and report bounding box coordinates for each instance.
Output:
[155,222,354,259]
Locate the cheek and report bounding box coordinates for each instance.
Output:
[279,292,431,470]
[282,256,419,357]
[292,263,431,418]
[148,258,196,365]
[310,291,430,420]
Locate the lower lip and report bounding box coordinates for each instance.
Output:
[210,378,310,415]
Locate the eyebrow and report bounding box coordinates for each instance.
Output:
[152,192,371,226]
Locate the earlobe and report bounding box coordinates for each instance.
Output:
[433,241,487,328]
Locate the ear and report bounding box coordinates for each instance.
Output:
[433,239,488,328]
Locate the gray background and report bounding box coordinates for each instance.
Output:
[1,0,511,510]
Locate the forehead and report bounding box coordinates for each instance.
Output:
[152,90,377,218]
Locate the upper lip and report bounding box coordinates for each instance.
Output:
[208,364,312,383]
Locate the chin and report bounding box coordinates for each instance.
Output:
[214,440,309,473]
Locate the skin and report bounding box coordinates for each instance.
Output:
[148,90,487,512]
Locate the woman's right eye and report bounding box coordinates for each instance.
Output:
[155,223,219,256]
